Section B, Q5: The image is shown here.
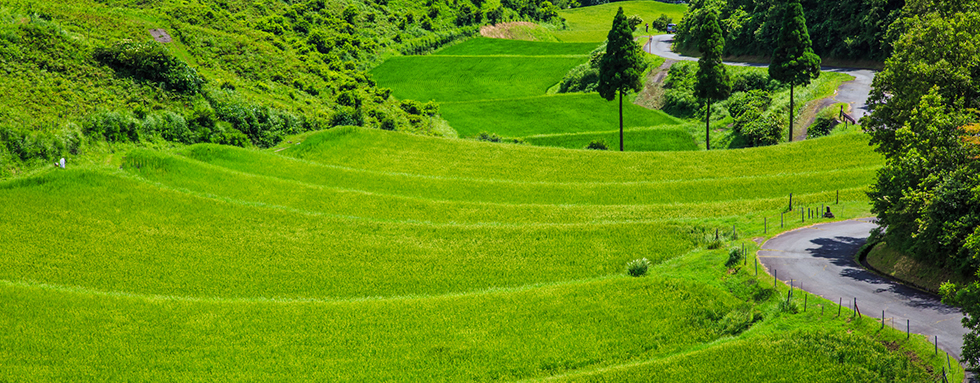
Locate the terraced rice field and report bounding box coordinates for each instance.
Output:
[554,1,689,42]
[0,127,961,381]
[370,37,689,146]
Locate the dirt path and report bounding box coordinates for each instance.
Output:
[634,59,676,110]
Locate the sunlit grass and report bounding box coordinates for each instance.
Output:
[555,1,688,43]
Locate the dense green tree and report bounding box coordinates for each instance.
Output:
[768,0,820,142]
[675,0,903,62]
[598,7,644,152]
[693,11,730,150]
[861,0,980,367]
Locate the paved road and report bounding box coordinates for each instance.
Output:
[643,34,875,118]
[758,218,968,361]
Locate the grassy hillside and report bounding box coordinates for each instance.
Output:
[0,126,960,380]
[440,94,681,137]
[554,1,688,42]
[0,0,570,176]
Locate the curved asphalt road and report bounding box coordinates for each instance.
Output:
[643,34,875,118]
[757,218,967,362]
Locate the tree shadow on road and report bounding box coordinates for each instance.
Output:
[806,236,960,314]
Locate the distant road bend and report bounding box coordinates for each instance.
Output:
[757,219,968,362]
[643,34,875,119]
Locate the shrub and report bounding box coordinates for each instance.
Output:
[808,116,839,138]
[380,117,397,131]
[585,140,608,150]
[83,110,141,143]
[93,41,205,94]
[627,258,649,277]
[332,107,364,127]
[558,45,605,93]
[727,90,772,122]
[475,132,525,144]
[663,61,697,91]
[741,113,783,147]
[725,247,744,268]
[663,89,698,118]
[142,111,193,144]
[731,70,772,93]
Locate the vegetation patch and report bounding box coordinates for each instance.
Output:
[441,94,680,138]
[866,242,974,294]
[554,2,687,42]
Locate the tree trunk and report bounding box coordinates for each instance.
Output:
[789,86,794,142]
[706,100,711,150]
[619,89,624,152]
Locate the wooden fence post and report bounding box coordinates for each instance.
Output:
[838,298,842,318]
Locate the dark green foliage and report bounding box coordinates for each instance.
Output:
[0,124,82,164]
[455,4,483,26]
[332,107,365,127]
[727,89,782,147]
[693,11,730,102]
[598,7,645,151]
[807,116,838,138]
[475,131,526,144]
[650,13,672,32]
[675,0,903,61]
[586,139,608,150]
[730,70,779,93]
[142,111,194,144]
[626,258,649,277]
[725,247,744,268]
[83,110,142,143]
[768,0,820,89]
[399,27,479,55]
[727,90,772,124]
[557,44,605,93]
[741,113,782,147]
[769,0,820,142]
[694,11,731,150]
[94,41,205,94]
[662,62,700,118]
[598,8,644,103]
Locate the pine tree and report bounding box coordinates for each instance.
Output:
[598,7,644,152]
[693,11,730,150]
[769,0,820,142]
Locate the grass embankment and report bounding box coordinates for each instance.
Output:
[554,1,688,42]
[441,94,681,137]
[524,125,697,151]
[0,127,962,381]
[435,37,598,56]
[866,242,975,294]
[371,55,586,102]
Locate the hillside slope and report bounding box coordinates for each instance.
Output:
[0,0,569,176]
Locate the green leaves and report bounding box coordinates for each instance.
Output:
[694,11,730,102]
[768,0,820,87]
[597,7,644,102]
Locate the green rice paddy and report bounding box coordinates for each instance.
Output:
[370,37,686,145]
[0,126,962,380]
[0,1,963,380]
[554,1,689,42]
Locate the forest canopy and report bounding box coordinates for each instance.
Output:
[674,0,904,61]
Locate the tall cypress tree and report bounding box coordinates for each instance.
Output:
[598,7,644,152]
[693,11,730,150]
[769,0,821,142]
